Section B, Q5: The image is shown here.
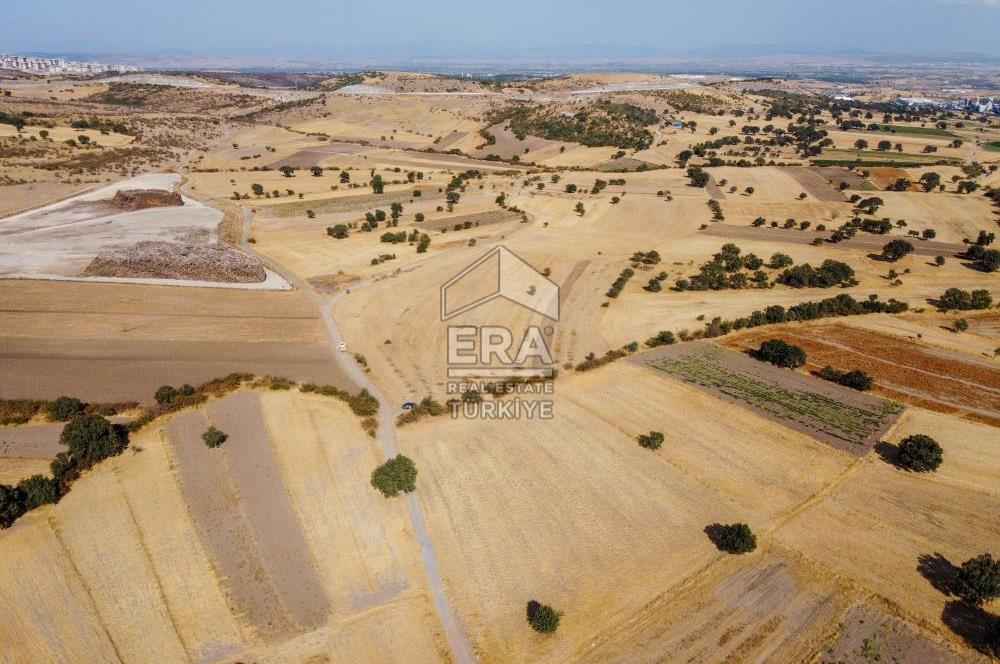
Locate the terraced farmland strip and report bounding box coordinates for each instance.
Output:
[645,342,901,454]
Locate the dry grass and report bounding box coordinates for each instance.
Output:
[0,390,449,662]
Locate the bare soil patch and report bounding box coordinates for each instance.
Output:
[418,208,522,232]
[701,224,966,257]
[721,324,1000,427]
[809,166,873,191]
[820,603,976,663]
[84,241,267,283]
[0,422,64,458]
[165,407,297,638]
[867,167,911,189]
[640,341,903,454]
[207,391,331,629]
[264,186,438,218]
[787,166,847,202]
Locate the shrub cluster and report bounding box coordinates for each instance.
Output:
[675,244,770,292]
[778,260,855,288]
[936,288,992,311]
[0,412,128,529]
[817,366,874,391]
[606,268,634,298]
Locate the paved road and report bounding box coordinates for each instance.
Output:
[237,206,477,664]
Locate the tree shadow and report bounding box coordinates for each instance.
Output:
[874,441,903,469]
[941,600,999,658]
[704,523,728,550]
[526,600,541,622]
[916,552,960,596]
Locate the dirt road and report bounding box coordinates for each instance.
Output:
[237,205,477,664]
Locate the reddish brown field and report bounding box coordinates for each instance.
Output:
[721,323,1000,427]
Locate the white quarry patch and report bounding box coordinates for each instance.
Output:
[0,173,289,290]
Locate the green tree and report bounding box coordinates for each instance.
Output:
[279,165,296,178]
[371,455,417,497]
[756,339,806,368]
[202,426,228,448]
[954,554,1000,605]
[371,174,384,194]
[17,474,59,509]
[919,171,941,192]
[527,601,562,634]
[638,431,664,450]
[0,484,26,528]
[310,165,323,177]
[327,224,349,239]
[339,170,350,183]
[687,166,710,188]
[715,523,757,554]
[897,434,943,472]
[251,183,264,197]
[881,239,914,262]
[59,414,126,465]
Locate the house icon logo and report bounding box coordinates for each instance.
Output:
[440,246,559,321]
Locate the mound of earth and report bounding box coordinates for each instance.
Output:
[110,189,184,211]
[84,241,266,283]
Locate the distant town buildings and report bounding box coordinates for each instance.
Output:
[895,95,999,116]
[0,54,139,75]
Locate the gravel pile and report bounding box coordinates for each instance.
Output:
[110,189,184,211]
[84,241,267,283]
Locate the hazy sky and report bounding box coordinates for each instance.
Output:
[2,0,998,59]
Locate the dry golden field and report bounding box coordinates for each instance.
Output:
[1,71,998,663]
[0,390,449,663]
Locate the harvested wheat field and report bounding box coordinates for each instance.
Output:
[0,279,348,402]
[399,361,855,663]
[0,390,449,663]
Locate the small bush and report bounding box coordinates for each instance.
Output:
[371,455,417,497]
[0,399,45,426]
[154,385,179,406]
[202,426,227,449]
[756,339,806,368]
[897,434,943,472]
[638,431,664,450]
[527,600,562,634]
[46,396,85,421]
